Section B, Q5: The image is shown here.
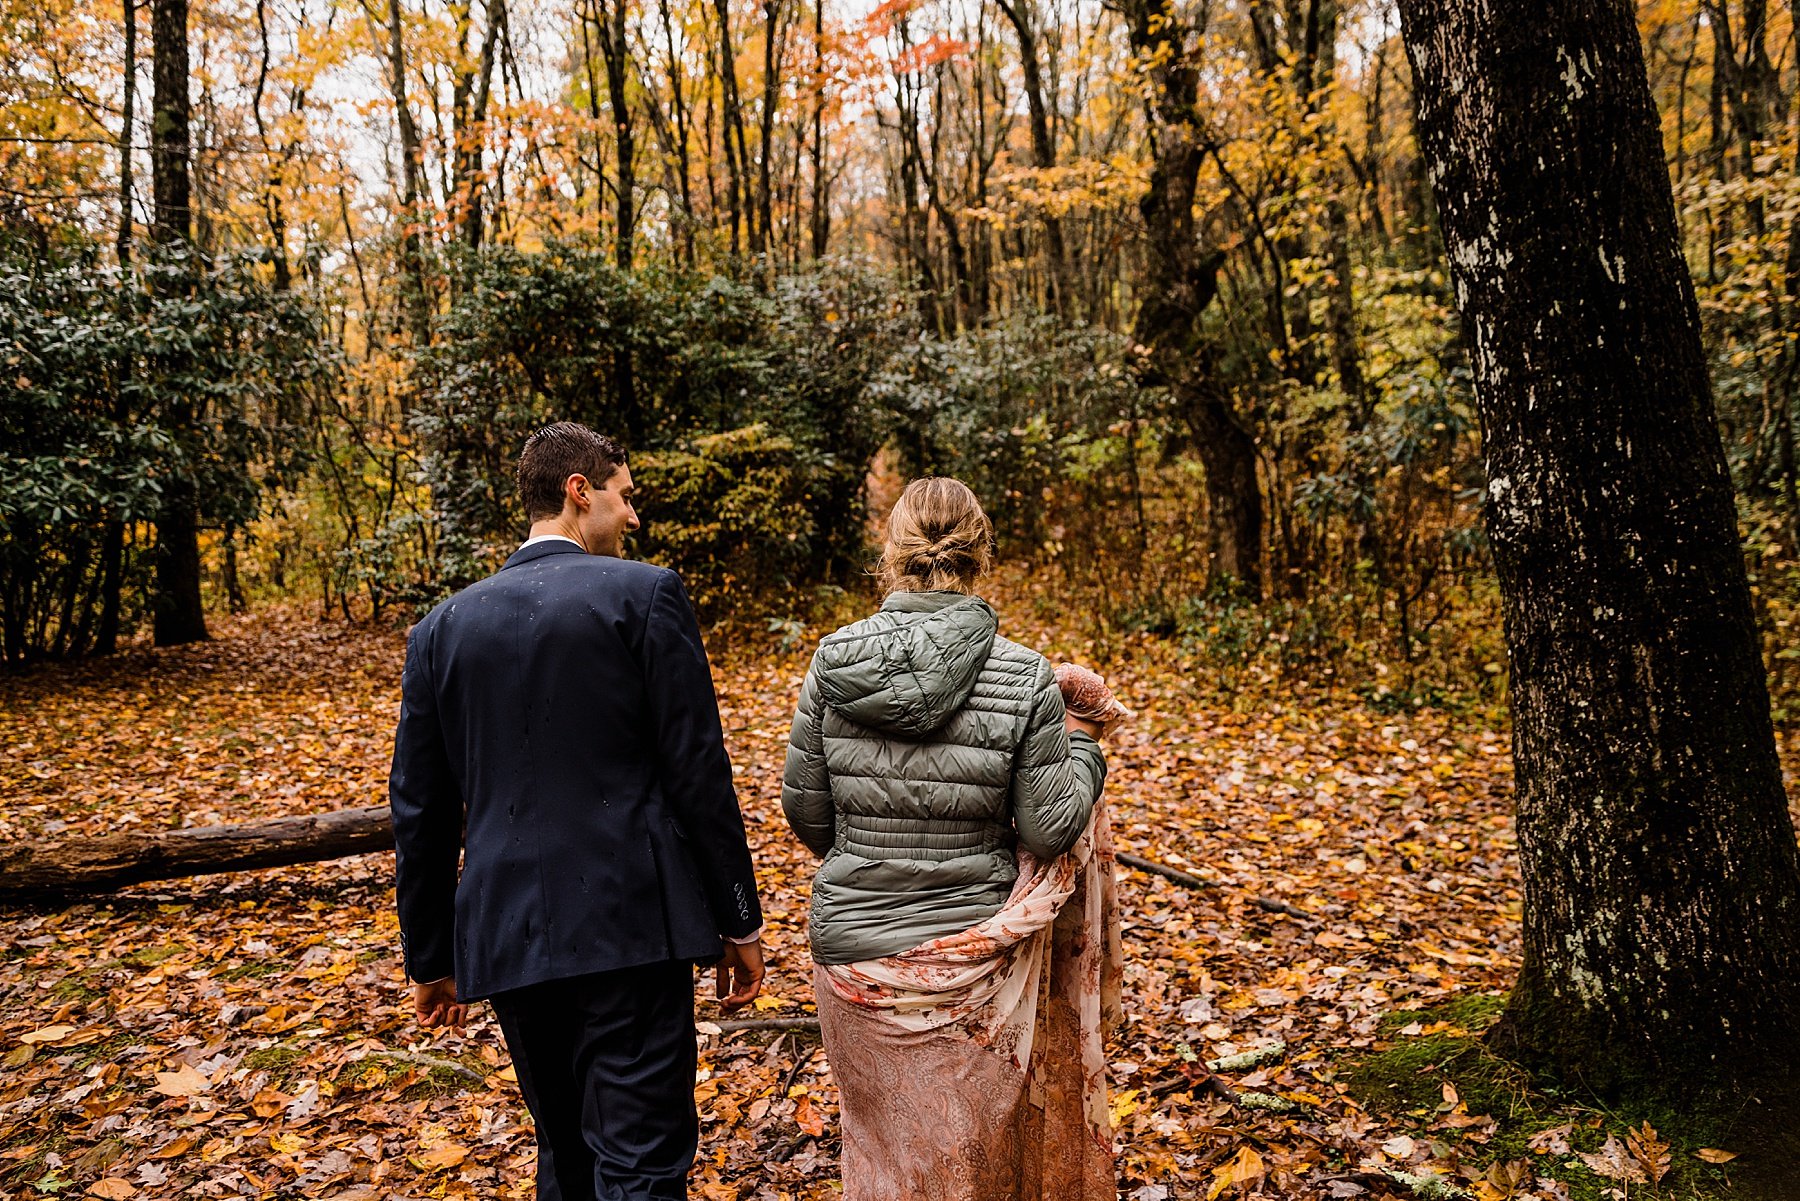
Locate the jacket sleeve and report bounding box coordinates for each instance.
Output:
[642,569,764,940]
[781,663,834,857]
[1010,659,1108,859]
[388,618,463,985]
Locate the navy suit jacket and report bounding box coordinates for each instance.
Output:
[388,540,763,1000]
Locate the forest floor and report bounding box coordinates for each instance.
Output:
[3,576,1797,1201]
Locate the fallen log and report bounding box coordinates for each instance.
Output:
[3,806,1314,930]
[0,805,394,902]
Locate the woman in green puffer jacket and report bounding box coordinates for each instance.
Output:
[782,476,1124,1201]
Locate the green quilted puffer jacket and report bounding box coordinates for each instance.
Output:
[781,589,1107,965]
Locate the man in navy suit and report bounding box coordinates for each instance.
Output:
[389,422,765,1201]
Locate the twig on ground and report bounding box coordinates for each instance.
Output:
[1206,1040,1287,1073]
[779,1044,812,1094]
[1147,1070,1240,1103]
[700,1017,822,1035]
[1316,1171,1401,1191]
[1114,852,1316,920]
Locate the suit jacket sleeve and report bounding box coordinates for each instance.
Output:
[781,662,834,857]
[388,618,464,984]
[642,570,764,940]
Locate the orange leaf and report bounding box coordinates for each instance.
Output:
[794,1093,825,1138]
[413,1143,469,1172]
[150,1064,210,1098]
[1207,1146,1265,1199]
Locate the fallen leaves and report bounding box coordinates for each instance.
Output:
[0,587,1756,1199]
[1578,1134,1649,1184]
[18,1024,78,1045]
[148,1064,211,1098]
[1625,1120,1673,1184]
[1526,1124,1572,1156]
[1574,1121,1674,1186]
[793,1092,825,1138]
[411,1142,470,1172]
[1471,1159,1532,1200]
[1207,1146,1265,1198]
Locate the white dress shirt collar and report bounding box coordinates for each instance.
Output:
[520,533,584,551]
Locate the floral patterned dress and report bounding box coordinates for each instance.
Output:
[813,775,1124,1201]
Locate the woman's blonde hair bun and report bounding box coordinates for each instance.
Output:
[879,477,995,594]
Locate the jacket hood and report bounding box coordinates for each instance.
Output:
[812,591,998,738]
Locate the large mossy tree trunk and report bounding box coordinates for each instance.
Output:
[1397,0,1800,1091]
[149,0,209,647]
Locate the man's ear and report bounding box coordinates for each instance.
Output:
[566,473,591,509]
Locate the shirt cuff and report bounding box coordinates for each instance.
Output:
[725,925,765,945]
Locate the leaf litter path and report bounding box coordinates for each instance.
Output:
[0,590,1630,1201]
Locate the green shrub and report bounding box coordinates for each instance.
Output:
[633,425,820,617]
[412,247,910,603]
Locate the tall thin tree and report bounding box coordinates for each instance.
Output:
[369,0,432,344]
[149,0,209,645]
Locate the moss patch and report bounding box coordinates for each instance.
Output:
[1341,996,1765,1201]
[46,972,102,1003]
[333,1052,484,1099]
[0,1126,71,1195]
[242,1042,309,1080]
[75,1033,140,1072]
[117,943,184,969]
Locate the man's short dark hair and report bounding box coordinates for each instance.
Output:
[516,423,628,522]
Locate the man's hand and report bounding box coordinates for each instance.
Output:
[714,939,765,1011]
[1065,714,1104,739]
[414,977,468,1030]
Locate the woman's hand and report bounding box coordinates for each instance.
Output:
[1055,663,1132,737]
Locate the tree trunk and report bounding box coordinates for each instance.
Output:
[658,0,696,265]
[149,0,208,647]
[151,471,207,646]
[373,0,433,345]
[712,0,746,255]
[108,1,136,654]
[1121,0,1263,597]
[995,0,1069,317]
[1398,0,1800,1097]
[600,0,634,269]
[117,0,136,267]
[94,519,124,655]
[149,0,190,250]
[450,0,500,250]
[0,807,395,901]
[755,0,782,258]
[249,0,292,290]
[808,0,828,258]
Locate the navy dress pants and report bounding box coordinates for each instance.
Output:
[490,960,698,1201]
